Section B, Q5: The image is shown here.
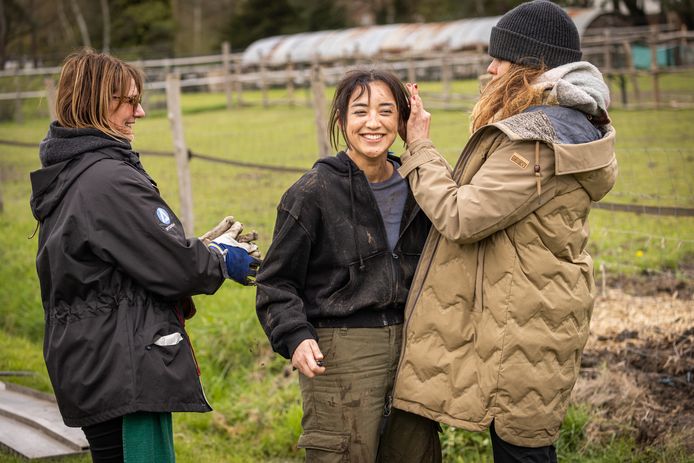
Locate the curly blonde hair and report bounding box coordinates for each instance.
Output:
[470,63,546,133]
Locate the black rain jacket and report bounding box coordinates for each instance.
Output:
[256,152,430,359]
[29,122,225,427]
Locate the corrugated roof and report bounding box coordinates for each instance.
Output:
[242,8,607,66]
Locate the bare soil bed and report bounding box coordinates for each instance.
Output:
[574,280,693,451]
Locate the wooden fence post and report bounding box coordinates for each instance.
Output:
[260,54,269,108]
[622,41,640,107]
[441,45,452,107]
[44,78,57,121]
[407,52,416,84]
[310,63,331,158]
[13,70,23,124]
[165,73,195,236]
[222,41,234,110]
[602,29,612,72]
[234,54,244,107]
[286,54,295,107]
[0,166,4,213]
[650,28,661,108]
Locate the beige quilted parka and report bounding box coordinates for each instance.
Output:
[392,104,617,447]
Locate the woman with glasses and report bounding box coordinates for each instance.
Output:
[29,48,259,462]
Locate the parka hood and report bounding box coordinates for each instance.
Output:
[533,61,611,126]
[493,108,617,202]
[30,122,144,220]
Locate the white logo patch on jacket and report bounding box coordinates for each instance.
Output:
[155,207,176,231]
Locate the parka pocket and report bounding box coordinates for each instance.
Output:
[473,241,485,312]
[297,431,349,462]
[144,322,185,367]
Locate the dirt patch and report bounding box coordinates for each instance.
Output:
[573,289,694,450]
[606,269,693,300]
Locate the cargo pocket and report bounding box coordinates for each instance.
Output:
[297,431,349,462]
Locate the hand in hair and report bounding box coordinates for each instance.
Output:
[405,83,431,145]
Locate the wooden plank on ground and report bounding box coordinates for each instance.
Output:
[0,381,88,459]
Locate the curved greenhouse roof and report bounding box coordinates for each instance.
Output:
[241,8,608,66]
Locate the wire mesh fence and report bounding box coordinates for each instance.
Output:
[1,73,692,285]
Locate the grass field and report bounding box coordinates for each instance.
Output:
[0,75,692,462]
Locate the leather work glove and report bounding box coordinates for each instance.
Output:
[200,216,260,248]
[203,216,262,285]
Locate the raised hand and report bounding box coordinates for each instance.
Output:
[405,82,431,145]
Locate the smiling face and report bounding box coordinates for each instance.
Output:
[343,81,399,164]
[108,78,145,141]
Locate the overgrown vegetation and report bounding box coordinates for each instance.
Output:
[0,77,691,461]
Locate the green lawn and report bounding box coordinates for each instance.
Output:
[0,76,692,462]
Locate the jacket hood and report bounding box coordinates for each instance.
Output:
[493,109,617,202]
[38,121,132,167]
[555,126,617,201]
[533,61,611,126]
[30,122,143,220]
[314,151,401,175]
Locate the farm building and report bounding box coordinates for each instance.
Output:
[240,8,628,68]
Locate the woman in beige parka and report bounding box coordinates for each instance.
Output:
[388,1,618,462]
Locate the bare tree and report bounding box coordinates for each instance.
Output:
[56,0,77,46]
[193,0,201,55]
[0,0,7,69]
[69,0,91,48]
[100,0,110,53]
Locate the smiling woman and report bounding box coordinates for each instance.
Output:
[340,80,401,181]
[256,69,441,462]
[29,48,259,463]
[108,84,145,141]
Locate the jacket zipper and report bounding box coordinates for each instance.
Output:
[360,170,402,306]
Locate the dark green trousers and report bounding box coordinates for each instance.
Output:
[298,325,441,462]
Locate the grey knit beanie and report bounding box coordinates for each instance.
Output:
[489,0,582,69]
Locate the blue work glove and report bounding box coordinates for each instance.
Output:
[205,219,262,286]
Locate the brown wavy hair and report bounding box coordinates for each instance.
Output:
[328,69,410,151]
[55,48,144,140]
[470,62,547,133]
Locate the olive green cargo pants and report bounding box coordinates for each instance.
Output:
[298,325,441,462]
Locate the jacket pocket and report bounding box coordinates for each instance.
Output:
[315,328,336,362]
[473,241,485,312]
[145,322,185,367]
[298,430,349,459]
[325,263,357,306]
[323,252,391,313]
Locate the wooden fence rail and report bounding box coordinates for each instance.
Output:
[2,26,693,114]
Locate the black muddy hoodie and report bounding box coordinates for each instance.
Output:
[256,151,430,359]
[29,122,225,427]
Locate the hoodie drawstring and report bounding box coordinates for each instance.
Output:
[348,165,365,271]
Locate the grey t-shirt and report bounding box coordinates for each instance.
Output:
[369,160,408,252]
